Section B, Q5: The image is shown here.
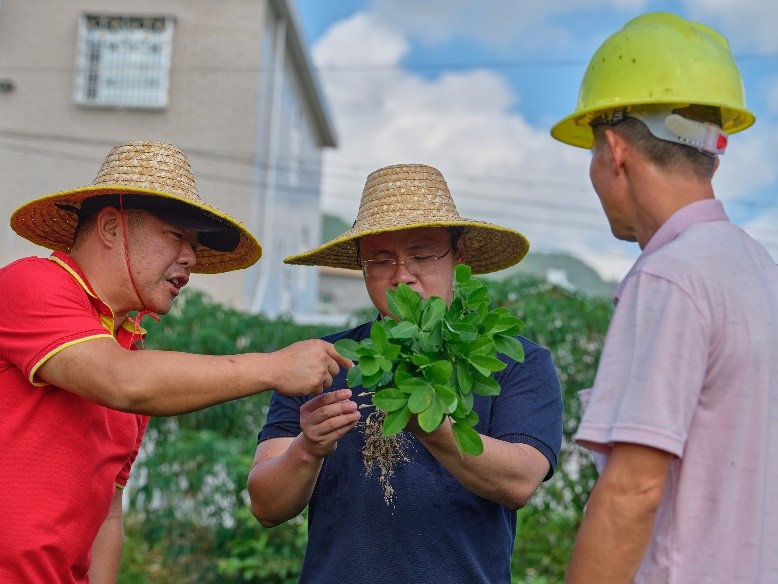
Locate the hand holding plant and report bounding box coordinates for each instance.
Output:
[334,264,525,456]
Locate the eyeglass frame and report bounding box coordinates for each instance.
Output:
[355,230,463,279]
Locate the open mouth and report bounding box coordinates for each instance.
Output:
[167,275,189,291]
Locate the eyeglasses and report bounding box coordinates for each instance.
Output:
[360,243,455,279]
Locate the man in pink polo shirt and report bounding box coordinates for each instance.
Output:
[0,141,351,583]
[551,12,778,583]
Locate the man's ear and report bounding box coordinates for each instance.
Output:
[604,128,628,176]
[94,207,122,249]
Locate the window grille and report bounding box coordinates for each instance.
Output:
[74,14,174,108]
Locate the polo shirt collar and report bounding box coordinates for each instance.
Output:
[48,250,145,339]
[614,199,729,303]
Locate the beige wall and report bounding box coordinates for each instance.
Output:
[0,0,329,312]
[318,267,373,315]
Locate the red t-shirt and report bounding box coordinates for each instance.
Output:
[0,252,150,583]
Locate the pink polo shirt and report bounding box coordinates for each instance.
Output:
[575,200,778,583]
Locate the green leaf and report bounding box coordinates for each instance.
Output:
[389,320,419,340]
[434,385,458,414]
[418,329,443,353]
[373,388,408,412]
[362,370,385,389]
[461,311,481,328]
[420,297,446,331]
[394,284,422,323]
[454,263,472,283]
[465,286,490,309]
[370,321,389,350]
[452,422,483,456]
[346,365,363,388]
[381,343,402,360]
[408,384,434,413]
[445,322,479,342]
[417,397,445,432]
[468,337,494,357]
[448,295,465,316]
[386,288,400,323]
[456,364,473,394]
[424,360,453,385]
[494,334,525,363]
[457,279,481,296]
[493,315,524,334]
[478,311,500,335]
[378,368,394,386]
[359,355,380,376]
[382,406,411,436]
[334,338,361,361]
[453,392,475,417]
[471,373,501,396]
[410,354,431,367]
[393,365,413,383]
[469,355,506,373]
[396,376,428,395]
[356,345,378,357]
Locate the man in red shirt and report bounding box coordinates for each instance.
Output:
[0,141,351,583]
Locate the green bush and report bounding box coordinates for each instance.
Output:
[119,276,612,583]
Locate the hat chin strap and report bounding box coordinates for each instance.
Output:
[118,195,160,347]
[629,110,728,155]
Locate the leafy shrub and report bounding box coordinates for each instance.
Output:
[119,276,613,583]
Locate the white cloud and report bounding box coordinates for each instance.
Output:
[313,10,639,280]
[714,127,778,203]
[683,0,778,52]
[309,1,778,282]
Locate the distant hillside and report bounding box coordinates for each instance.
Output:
[500,251,617,299]
[321,215,617,299]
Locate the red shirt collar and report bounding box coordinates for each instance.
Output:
[48,251,146,342]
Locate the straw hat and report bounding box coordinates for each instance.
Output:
[10,141,261,274]
[284,164,529,274]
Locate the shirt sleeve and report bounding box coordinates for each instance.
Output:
[0,259,111,383]
[259,391,308,442]
[491,339,564,479]
[575,270,709,457]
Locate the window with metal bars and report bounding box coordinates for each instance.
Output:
[73,14,174,108]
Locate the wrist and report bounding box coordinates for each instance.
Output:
[293,433,327,465]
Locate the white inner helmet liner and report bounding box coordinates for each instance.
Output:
[629,108,729,155]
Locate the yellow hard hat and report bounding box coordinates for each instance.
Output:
[551,12,755,149]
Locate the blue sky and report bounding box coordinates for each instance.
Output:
[293,0,778,280]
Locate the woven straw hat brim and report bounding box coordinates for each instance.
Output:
[10,185,262,274]
[284,219,529,274]
[285,163,529,274]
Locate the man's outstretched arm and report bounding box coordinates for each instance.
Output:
[38,337,352,416]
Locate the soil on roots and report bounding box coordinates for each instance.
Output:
[361,410,410,506]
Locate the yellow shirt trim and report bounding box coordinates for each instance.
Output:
[28,333,114,386]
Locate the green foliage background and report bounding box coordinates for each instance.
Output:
[119,275,612,583]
